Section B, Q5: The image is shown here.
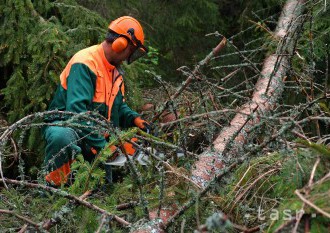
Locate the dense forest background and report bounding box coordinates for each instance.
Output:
[0,0,292,121]
[0,0,330,232]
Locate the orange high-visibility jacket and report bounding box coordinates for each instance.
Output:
[48,44,139,149]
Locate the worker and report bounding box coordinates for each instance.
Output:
[43,16,150,186]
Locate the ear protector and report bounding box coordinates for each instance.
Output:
[112,36,128,53]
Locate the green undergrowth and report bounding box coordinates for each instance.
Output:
[1,142,330,232]
[0,127,198,232]
[213,144,330,232]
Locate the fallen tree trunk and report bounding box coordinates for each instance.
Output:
[132,0,307,232]
[191,0,307,188]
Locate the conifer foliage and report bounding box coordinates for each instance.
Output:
[0,0,107,122]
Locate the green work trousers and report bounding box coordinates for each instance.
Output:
[43,125,99,185]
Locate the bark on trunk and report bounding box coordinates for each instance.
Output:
[191,0,306,188]
[132,0,306,231]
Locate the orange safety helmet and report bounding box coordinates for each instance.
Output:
[108,16,148,64]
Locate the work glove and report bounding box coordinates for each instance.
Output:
[104,133,110,142]
[134,117,151,133]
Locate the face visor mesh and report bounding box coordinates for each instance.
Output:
[127,44,148,64]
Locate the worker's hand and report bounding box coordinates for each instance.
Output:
[134,117,151,133]
[104,133,110,142]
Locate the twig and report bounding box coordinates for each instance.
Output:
[292,157,320,232]
[134,134,198,158]
[274,217,297,233]
[243,121,295,157]
[0,209,40,229]
[180,218,186,233]
[221,69,240,82]
[224,36,261,74]
[159,109,249,127]
[4,137,18,169]
[295,190,330,218]
[195,198,201,228]
[233,165,252,193]
[311,171,330,188]
[18,224,28,233]
[308,157,320,187]
[41,190,93,230]
[292,130,311,142]
[308,6,315,101]
[165,170,201,190]
[151,37,227,123]
[232,223,260,233]
[116,201,139,211]
[95,214,108,233]
[208,91,219,111]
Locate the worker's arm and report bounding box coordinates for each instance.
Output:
[66,63,106,150]
[117,90,152,132]
[117,90,140,128]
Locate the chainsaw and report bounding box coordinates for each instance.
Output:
[104,137,159,166]
[103,130,184,184]
[104,138,185,166]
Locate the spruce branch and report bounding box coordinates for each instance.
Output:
[41,190,93,230]
[0,178,131,227]
[0,209,40,230]
[128,139,201,190]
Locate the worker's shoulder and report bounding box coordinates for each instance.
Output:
[70,45,100,69]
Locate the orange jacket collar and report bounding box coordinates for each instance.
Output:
[97,44,115,71]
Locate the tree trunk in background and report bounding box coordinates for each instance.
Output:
[134,0,306,231]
